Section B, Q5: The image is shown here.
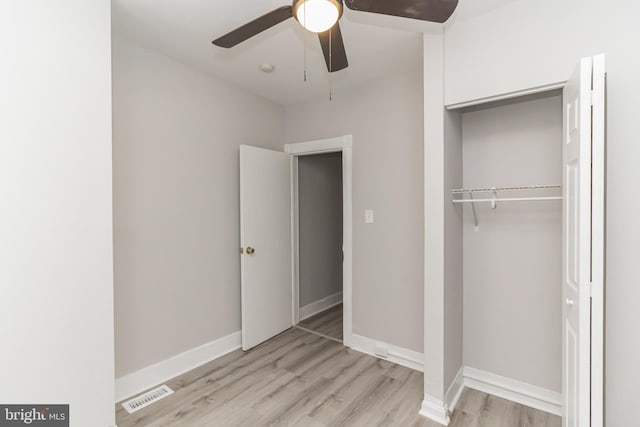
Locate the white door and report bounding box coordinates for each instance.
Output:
[562,55,605,427]
[240,145,292,350]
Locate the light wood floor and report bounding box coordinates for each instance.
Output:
[297,304,343,341]
[116,328,560,427]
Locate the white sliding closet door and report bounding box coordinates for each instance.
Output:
[562,55,605,427]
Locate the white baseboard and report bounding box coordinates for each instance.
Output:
[299,291,343,321]
[418,367,463,426]
[349,334,423,372]
[419,395,450,426]
[115,331,241,403]
[419,365,560,425]
[463,366,562,416]
[445,366,465,413]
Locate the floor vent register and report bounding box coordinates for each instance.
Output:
[121,384,174,414]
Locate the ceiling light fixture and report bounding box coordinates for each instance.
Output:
[293,0,343,33]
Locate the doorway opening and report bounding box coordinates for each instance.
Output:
[286,135,353,347]
[294,152,343,343]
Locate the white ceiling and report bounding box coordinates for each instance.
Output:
[112,0,513,106]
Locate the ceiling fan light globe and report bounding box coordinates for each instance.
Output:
[294,0,341,33]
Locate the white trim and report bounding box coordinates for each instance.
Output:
[418,367,463,426]
[420,365,560,425]
[114,331,241,403]
[290,155,300,326]
[350,333,424,372]
[590,53,606,427]
[341,142,353,347]
[419,395,450,426]
[286,135,353,347]
[285,135,353,155]
[445,81,566,110]
[299,291,343,321]
[462,366,562,416]
[445,366,465,413]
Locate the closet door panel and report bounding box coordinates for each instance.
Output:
[562,56,592,427]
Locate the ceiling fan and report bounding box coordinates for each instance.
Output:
[212,0,459,73]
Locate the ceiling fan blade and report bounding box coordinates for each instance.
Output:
[212,6,293,48]
[318,23,348,73]
[344,0,458,23]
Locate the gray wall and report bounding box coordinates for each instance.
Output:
[285,70,424,352]
[298,153,343,308]
[462,94,563,392]
[0,1,115,424]
[112,36,284,377]
[423,29,447,401]
[443,109,464,392]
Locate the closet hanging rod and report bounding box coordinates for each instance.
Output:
[451,184,561,194]
[452,196,562,204]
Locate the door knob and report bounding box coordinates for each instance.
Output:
[566,298,574,306]
[246,246,255,255]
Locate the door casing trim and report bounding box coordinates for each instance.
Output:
[285,135,353,347]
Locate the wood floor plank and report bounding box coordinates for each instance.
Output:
[478,394,519,427]
[455,387,488,416]
[115,327,562,427]
[251,346,360,415]
[186,370,298,427]
[368,370,425,426]
[306,359,394,425]
[117,329,308,427]
[256,355,381,426]
[329,375,407,426]
[148,336,331,426]
[298,304,343,341]
[449,410,480,427]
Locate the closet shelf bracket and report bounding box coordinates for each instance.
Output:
[468,193,479,228]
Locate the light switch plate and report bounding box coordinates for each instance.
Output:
[365,209,374,223]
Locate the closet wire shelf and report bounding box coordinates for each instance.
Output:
[451,185,563,227]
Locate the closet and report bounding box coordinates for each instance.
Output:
[453,91,564,407]
[422,49,604,425]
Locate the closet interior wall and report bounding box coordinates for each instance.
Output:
[459,92,563,393]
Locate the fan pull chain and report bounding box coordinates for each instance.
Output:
[303,5,307,82]
[329,27,333,101]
